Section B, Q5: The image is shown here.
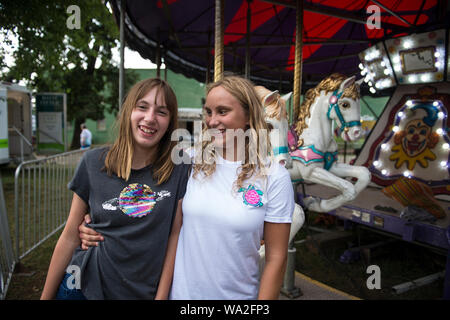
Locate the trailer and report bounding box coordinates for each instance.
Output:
[0,81,34,164]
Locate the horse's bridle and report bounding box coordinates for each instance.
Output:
[326,89,361,135]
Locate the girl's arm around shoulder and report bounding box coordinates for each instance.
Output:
[40,193,88,299]
[155,199,183,300]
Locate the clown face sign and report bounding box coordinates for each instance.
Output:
[402,119,433,157]
[390,104,440,170]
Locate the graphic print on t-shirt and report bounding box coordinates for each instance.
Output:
[101,183,171,218]
[238,184,264,207]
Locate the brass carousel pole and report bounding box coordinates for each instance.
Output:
[206,28,212,85]
[214,0,225,82]
[292,0,303,125]
[281,0,303,300]
[119,0,126,109]
[156,28,161,79]
[245,0,252,79]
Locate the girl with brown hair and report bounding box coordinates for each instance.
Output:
[41,78,190,299]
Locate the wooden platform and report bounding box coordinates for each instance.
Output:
[300,184,450,230]
[279,272,360,300]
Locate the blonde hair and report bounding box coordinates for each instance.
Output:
[193,76,271,191]
[104,78,178,184]
[295,73,360,147]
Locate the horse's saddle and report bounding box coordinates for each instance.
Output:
[288,124,338,171]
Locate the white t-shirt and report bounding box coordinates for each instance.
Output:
[169,156,294,300]
[80,128,92,148]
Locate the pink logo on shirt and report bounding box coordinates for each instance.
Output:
[238,185,263,207]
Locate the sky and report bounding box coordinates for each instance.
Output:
[1,27,162,73]
[112,47,165,69]
[1,33,163,87]
[2,42,161,71]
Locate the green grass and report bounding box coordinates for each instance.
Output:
[2,163,74,260]
[5,230,61,300]
[1,164,67,300]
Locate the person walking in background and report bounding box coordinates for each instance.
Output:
[80,123,92,149]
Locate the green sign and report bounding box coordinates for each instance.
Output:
[36,93,67,153]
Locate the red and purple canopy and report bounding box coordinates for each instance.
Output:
[109,0,446,92]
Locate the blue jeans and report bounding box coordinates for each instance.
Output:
[55,273,87,300]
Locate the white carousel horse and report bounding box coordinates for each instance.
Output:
[257,88,293,169]
[255,86,305,260]
[262,74,371,213]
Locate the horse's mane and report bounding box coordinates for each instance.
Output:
[254,85,287,120]
[294,73,360,147]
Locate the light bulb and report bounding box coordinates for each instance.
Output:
[420,74,430,82]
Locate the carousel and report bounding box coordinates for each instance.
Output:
[109,0,449,299]
[303,27,450,298]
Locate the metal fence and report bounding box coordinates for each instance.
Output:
[0,172,15,300]
[13,149,87,261]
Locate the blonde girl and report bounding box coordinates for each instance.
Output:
[157,76,294,300]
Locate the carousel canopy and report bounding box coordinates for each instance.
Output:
[109,0,448,93]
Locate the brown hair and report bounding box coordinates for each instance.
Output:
[104,78,178,184]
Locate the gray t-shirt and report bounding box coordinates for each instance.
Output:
[68,147,190,299]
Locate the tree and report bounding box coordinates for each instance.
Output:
[0,0,138,149]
